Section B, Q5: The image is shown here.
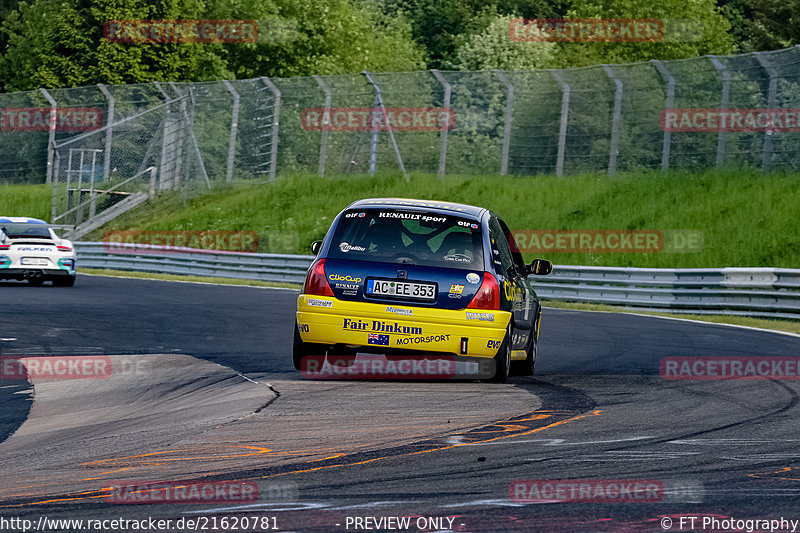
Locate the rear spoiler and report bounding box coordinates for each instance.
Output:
[6,239,58,245]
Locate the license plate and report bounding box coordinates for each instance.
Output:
[366,279,436,300]
[21,257,49,266]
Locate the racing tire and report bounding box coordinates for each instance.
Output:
[487,326,511,383]
[293,321,325,371]
[510,334,536,377]
[52,276,76,287]
[510,309,540,377]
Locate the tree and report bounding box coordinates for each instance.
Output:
[716,0,799,52]
[556,0,736,67]
[746,0,800,50]
[216,0,427,78]
[0,0,230,91]
[450,14,557,70]
[716,0,755,52]
[378,0,568,69]
[0,0,426,91]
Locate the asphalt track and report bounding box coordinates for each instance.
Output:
[2,274,800,532]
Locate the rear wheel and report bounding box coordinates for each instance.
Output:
[487,326,511,383]
[510,308,540,377]
[293,322,325,371]
[511,333,536,376]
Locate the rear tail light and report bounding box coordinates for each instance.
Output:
[467,272,500,310]
[57,245,72,252]
[304,259,334,297]
[0,244,9,250]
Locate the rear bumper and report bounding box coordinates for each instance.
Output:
[0,268,75,280]
[0,254,75,277]
[296,294,511,358]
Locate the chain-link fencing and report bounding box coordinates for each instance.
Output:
[1,45,799,228]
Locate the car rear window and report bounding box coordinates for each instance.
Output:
[328,209,484,270]
[0,223,51,239]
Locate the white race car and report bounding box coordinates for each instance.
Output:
[0,217,76,286]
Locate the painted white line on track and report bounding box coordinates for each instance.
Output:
[186,502,327,514]
[442,499,525,508]
[468,435,653,447]
[544,306,800,339]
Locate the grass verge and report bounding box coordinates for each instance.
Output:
[0,184,51,220]
[8,169,800,269]
[81,169,800,268]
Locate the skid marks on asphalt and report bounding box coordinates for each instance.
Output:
[0,406,601,507]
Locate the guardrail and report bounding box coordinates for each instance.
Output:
[75,243,800,319]
[533,265,800,320]
[75,242,313,285]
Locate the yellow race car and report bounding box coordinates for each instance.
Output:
[294,198,552,382]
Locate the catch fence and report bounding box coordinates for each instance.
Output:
[2,46,799,229]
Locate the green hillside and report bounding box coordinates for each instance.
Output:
[3,170,799,269]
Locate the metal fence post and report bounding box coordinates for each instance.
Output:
[222,80,240,183]
[710,57,730,167]
[755,52,778,172]
[430,69,451,178]
[368,92,380,176]
[51,152,60,223]
[88,148,99,218]
[552,71,570,177]
[97,84,114,182]
[154,82,173,190]
[169,82,188,190]
[651,60,675,171]
[362,71,408,181]
[603,65,623,177]
[149,166,157,198]
[494,71,514,176]
[363,71,380,176]
[313,75,331,178]
[40,88,57,185]
[260,77,281,182]
[169,82,209,189]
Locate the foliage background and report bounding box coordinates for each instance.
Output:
[0,0,796,91]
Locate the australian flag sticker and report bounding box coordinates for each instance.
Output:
[368,333,390,346]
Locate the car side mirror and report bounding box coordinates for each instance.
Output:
[528,258,553,276]
[311,240,323,255]
[505,265,522,281]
